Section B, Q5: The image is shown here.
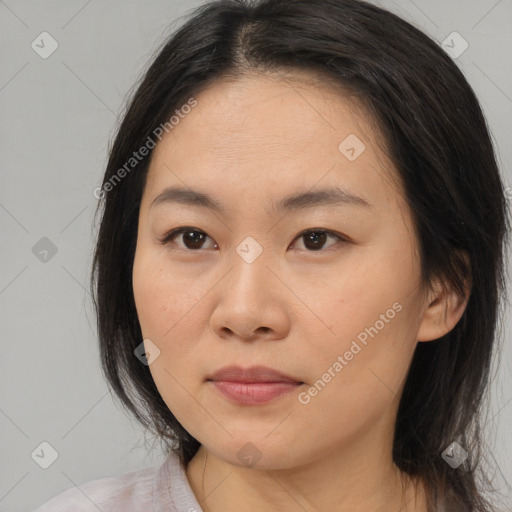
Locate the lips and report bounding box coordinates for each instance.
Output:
[206,365,304,384]
[206,365,305,405]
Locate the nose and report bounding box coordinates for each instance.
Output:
[209,248,291,342]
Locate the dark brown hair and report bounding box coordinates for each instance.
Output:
[90,1,510,510]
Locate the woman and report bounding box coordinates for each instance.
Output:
[35,0,509,511]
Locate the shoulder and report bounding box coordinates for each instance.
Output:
[33,463,157,512]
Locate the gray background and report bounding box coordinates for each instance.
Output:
[1,1,511,511]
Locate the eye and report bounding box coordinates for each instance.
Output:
[160,227,348,252]
[160,227,217,250]
[290,229,347,252]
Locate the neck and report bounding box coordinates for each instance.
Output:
[185,422,428,512]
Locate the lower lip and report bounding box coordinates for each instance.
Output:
[209,380,302,405]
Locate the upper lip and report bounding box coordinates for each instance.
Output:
[207,365,303,384]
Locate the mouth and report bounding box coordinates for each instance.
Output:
[206,365,305,405]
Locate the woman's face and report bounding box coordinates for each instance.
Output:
[132,72,434,469]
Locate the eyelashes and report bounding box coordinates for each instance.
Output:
[159,227,349,253]
[160,227,217,250]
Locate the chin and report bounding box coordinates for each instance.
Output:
[204,436,308,471]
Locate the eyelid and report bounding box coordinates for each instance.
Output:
[288,228,347,250]
[159,227,217,248]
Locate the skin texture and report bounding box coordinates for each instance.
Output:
[132,70,469,512]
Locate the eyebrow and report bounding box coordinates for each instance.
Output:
[150,185,372,212]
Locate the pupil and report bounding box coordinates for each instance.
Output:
[305,231,326,250]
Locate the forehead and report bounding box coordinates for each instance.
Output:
[144,72,401,211]
[157,71,372,150]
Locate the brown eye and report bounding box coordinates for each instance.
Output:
[291,229,345,251]
[160,227,346,252]
[161,228,217,250]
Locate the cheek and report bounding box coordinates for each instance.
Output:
[133,251,207,427]
[303,242,423,400]
[312,243,418,337]
[132,249,213,378]
[133,248,191,339]
[296,300,421,449]
[132,260,168,338]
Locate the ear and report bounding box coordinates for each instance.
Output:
[416,252,471,343]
